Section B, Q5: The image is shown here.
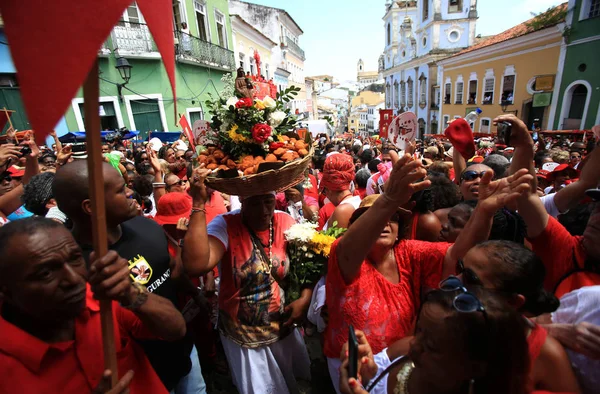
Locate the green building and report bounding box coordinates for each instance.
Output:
[65,0,236,140]
[549,0,600,130]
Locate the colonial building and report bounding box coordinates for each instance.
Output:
[1,0,236,139]
[228,0,307,115]
[438,5,566,133]
[382,0,478,137]
[549,0,600,130]
[231,14,277,80]
[357,59,379,88]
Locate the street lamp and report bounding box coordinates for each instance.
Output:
[115,57,132,102]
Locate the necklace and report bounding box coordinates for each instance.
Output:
[393,361,415,394]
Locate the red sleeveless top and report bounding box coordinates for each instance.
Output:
[324,238,451,358]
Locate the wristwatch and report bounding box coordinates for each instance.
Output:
[121,281,149,311]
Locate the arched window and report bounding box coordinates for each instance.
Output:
[559,81,592,129]
[387,23,391,46]
[569,85,588,119]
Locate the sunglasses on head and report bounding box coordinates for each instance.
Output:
[438,275,488,320]
[461,170,486,182]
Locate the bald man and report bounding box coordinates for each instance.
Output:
[53,161,207,394]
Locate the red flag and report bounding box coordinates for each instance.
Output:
[178,114,195,149]
[0,0,177,143]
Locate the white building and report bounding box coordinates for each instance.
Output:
[229,0,307,113]
[381,0,478,136]
[367,101,386,133]
[357,59,380,88]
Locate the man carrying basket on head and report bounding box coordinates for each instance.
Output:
[183,166,312,394]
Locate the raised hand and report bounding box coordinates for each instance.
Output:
[478,168,532,213]
[382,151,431,207]
[88,250,135,304]
[56,145,73,166]
[146,146,162,174]
[189,165,211,204]
[0,144,22,167]
[492,114,532,148]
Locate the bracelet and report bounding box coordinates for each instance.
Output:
[191,207,206,214]
[153,182,166,188]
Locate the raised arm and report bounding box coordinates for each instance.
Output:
[444,168,533,277]
[452,139,467,184]
[182,166,225,276]
[49,129,62,154]
[553,143,600,213]
[147,147,166,204]
[502,114,537,192]
[336,153,430,284]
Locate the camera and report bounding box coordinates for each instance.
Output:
[19,146,32,157]
[497,121,512,146]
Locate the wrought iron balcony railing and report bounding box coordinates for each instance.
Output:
[175,31,236,71]
[111,22,158,56]
[283,37,306,61]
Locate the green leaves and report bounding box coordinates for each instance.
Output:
[277,85,301,103]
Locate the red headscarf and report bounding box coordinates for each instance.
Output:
[321,153,355,192]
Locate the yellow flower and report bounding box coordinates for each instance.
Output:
[228,125,247,143]
[254,99,266,110]
[277,135,287,142]
[310,233,337,257]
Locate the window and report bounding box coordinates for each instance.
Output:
[78,102,119,131]
[0,86,31,132]
[423,0,429,20]
[401,81,407,107]
[187,108,204,123]
[119,1,142,26]
[407,77,414,108]
[568,84,588,119]
[468,80,477,104]
[443,115,450,127]
[588,0,600,18]
[172,0,187,30]
[130,99,163,140]
[239,53,245,70]
[456,82,464,104]
[483,78,494,104]
[265,64,270,80]
[387,23,391,46]
[419,75,427,104]
[449,0,462,13]
[215,10,227,48]
[444,83,451,104]
[194,1,210,42]
[501,75,515,104]
[394,81,399,108]
[479,118,491,133]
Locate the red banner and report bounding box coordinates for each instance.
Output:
[379,109,394,139]
[0,0,177,143]
[178,114,195,149]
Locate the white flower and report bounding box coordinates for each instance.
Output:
[225,97,238,108]
[263,96,277,109]
[285,222,318,243]
[269,111,286,127]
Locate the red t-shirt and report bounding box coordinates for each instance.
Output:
[0,287,167,394]
[324,238,451,358]
[305,174,319,203]
[318,202,336,231]
[205,191,227,224]
[529,216,585,291]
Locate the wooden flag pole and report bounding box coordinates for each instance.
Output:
[83,59,118,387]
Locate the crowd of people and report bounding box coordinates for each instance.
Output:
[0,113,598,394]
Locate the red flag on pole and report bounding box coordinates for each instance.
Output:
[0,0,177,143]
[178,114,195,150]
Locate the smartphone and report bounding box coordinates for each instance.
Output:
[497,122,512,146]
[348,325,359,380]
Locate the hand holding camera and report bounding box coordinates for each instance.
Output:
[492,114,532,148]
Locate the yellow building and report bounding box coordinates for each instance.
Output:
[348,112,360,133]
[231,14,276,80]
[438,7,566,133]
[351,91,386,108]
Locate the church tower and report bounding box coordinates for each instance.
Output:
[357,59,364,75]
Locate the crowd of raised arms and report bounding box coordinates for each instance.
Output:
[0,114,598,394]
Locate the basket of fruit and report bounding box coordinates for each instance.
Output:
[200,80,312,196]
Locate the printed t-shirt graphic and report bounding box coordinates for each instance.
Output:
[208,210,295,348]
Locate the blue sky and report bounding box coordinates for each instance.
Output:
[247,0,565,81]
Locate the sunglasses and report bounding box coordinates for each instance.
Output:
[461,170,486,181]
[167,179,185,188]
[571,155,581,159]
[438,275,488,320]
[455,259,483,286]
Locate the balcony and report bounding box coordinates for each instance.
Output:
[111,22,160,59]
[431,103,440,110]
[283,37,306,61]
[175,31,235,71]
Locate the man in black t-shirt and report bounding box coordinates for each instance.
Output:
[53,161,206,394]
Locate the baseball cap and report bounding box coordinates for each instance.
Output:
[7,166,25,177]
[153,192,192,226]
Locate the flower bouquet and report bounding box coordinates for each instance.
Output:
[284,222,347,302]
[201,79,313,195]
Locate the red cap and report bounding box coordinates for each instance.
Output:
[547,164,579,181]
[153,192,192,226]
[7,166,25,177]
[468,156,485,164]
[536,169,550,179]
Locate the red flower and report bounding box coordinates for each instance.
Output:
[235,98,254,108]
[269,142,284,151]
[252,123,272,143]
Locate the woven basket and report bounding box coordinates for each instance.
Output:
[205,148,313,196]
